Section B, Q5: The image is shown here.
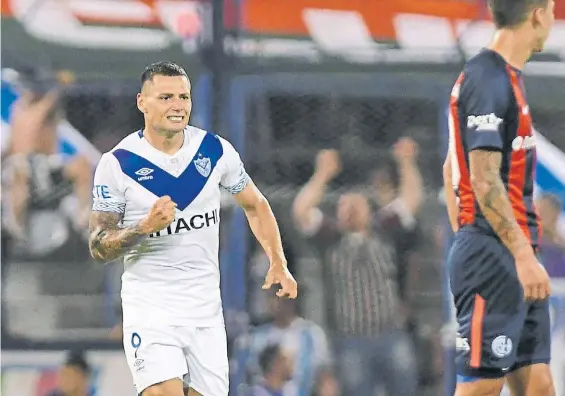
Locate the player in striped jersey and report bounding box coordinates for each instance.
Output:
[444,0,556,395]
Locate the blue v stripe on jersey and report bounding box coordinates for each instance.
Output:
[113,132,223,210]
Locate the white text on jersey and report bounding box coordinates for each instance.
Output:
[467,113,503,132]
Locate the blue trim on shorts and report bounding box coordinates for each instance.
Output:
[457,374,481,383]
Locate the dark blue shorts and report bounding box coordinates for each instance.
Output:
[448,229,551,379]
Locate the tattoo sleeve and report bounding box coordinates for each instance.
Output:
[88,211,147,263]
[469,150,531,256]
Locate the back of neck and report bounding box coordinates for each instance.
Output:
[489,29,533,70]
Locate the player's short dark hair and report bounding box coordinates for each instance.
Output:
[488,0,549,28]
[258,344,281,375]
[140,61,188,86]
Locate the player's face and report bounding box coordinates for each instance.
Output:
[138,75,192,135]
[531,0,555,52]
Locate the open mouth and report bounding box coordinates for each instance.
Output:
[167,115,185,122]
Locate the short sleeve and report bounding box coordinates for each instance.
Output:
[460,71,510,151]
[219,138,250,194]
[91,153,126,214]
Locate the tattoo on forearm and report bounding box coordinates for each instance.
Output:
[470,150,529,253]
[88,211,146,262]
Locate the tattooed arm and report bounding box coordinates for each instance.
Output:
[88,196,176,263]
[468,150,531,256]
[88,211,148,263]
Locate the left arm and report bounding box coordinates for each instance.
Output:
[234,181,285,267]
[233,182,297,298]
[443,155,460,232]
[220,137,297,298]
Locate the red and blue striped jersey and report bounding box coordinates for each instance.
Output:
[448,49,541,246]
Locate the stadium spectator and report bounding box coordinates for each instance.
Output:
[245,344,295,396]
[292,147,419,395]
[536,193,565,396]
[2,69,92,259]
[538,193,565,252]
[311,367,340,396]
[47,350,94,396]
[231,290,333,396]
[369,137,423,304]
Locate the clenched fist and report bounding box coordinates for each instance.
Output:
[393,137,419,162]
[315,149,341,182]
[139,196,177,234]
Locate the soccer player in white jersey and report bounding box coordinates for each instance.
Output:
[88,62,298,396]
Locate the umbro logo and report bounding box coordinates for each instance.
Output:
[135,167,154,181]
[134,358,145,371]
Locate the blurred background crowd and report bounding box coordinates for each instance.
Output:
[1,0,565,395]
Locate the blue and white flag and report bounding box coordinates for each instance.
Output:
[1,71,101,165]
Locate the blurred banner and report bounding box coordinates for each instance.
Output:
[232,0,565,68]
[1,0,211,75]
[1,351,136,396]
[3,0,564,71]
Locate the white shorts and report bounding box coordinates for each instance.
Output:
[123,325,229,395]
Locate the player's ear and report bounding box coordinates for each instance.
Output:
[531,7,545,28]
[137,93,147,114]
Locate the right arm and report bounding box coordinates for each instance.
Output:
[88,153,145,263]
[88,153,175,263]
[88,211,150,263]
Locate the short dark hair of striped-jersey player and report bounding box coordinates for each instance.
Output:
[488,0,550,28]
[140,62,188,87]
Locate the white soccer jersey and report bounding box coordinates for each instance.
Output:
[92,126,250,328]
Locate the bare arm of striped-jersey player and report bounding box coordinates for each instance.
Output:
[462,74,532,257]
[221,140,297,299]
[88,153,175,263]
[443,154,459,233]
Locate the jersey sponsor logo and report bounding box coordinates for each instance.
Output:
[512,135,536,151]
[194,154,212,177]
[135,167,154,181]
[148,209,219,237]
[491,335,513,358]
[93,184,111,199]
[467,113,503,132]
